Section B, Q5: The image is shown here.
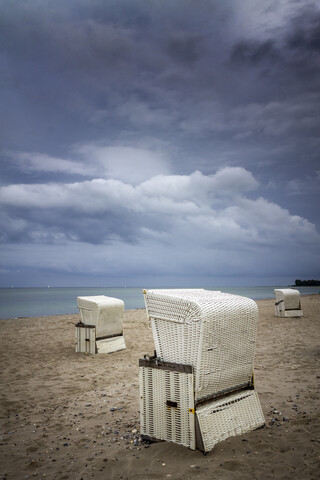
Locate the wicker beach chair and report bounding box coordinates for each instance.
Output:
[274,288,302,318]
[139,289,265,452]
[75,295,126,354]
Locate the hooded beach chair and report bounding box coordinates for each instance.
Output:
[139,289,265,452]
[274,288,302,318]
[75,295,126,354]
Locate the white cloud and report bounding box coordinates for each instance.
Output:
[4,143,172,184]
[1,163,319,287]
[0,179,137,213]
[75,144,171,184]
[0,167,318,254]
[138,168,258,202]
[5,151,93,176]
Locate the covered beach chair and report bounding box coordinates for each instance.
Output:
[274,288,302,318]
[75,295,126,354]
[139,289,265,452]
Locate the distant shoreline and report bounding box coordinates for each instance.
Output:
[1,293,319,322]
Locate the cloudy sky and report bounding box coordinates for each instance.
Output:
[1,0,319,287]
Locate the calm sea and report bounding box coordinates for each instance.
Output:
[0,285,319,320]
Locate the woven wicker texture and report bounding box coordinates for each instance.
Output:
[196,389,265,452]
[139,366,196,449]
[144,289,258,402]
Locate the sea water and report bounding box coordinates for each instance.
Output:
[0,286,319,320]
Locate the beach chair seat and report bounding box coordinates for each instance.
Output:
[274,289,302,318]
[75,295,126,354]
[139,289,265,452]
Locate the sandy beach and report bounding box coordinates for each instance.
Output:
[0,295,319,480]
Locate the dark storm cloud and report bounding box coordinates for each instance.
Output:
[230,5,320,84]
[166,33,204,65]
[286,5,320,51]
[230,40,280,65]
[0,0,319,286]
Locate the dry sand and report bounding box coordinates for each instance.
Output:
[0,295,319,480]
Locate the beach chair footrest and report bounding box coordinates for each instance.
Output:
[96,335,126,354]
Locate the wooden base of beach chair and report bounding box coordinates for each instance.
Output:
[139,358,196,450]
[75,324,96,354]
[75,323,126,354]
[139,358,265,452]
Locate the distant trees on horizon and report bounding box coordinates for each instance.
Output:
[295,279,320,286]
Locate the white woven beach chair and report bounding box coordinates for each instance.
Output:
[274,289,302,318]
[75,295,126,354]
[139,289,265,452]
